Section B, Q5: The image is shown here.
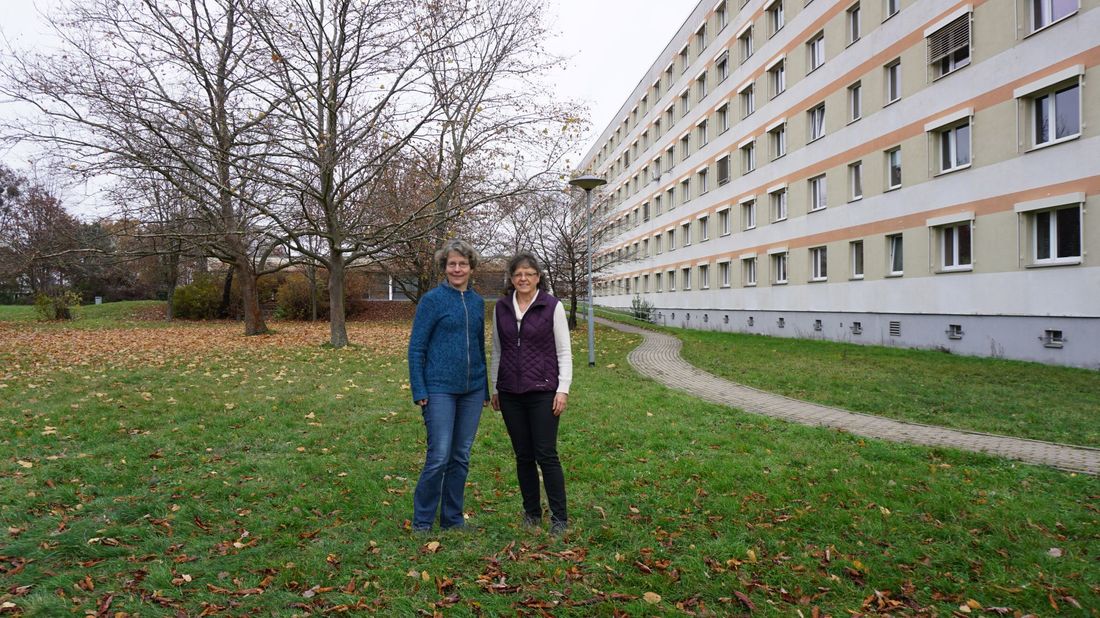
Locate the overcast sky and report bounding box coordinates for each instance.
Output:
[0,0,698,215]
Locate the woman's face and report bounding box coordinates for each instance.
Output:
[445,251,472,290]
[510,262,540,296]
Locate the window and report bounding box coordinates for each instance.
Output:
[665,145,675,170]
[772,252,788,284]
[809,175,827,211]
[1030,83,1081,147]
[808,103,825,141]
[848,81,862,121]
[1028,204,1082,264]
[769,60,786,97]
[697,119,709,147]
[699,264,710,289]
[1031,0,1077,31]
[654,195,663,216]
[642,238,650,258]
[667,269,676,291]
[740,83,755,118]
[887,234,904,275]
[717,155,731,185]
[697,168,709,194]
[739,26,754,63]
[769,122,786,159]
[885,60,901,103]
[680,178,690,202]
[1042,329,1065,348]
[767,0,785,36]
[741,140,756,174]
[937,121,971,173]
[680,134,690,160]
[679,45,690,73]
[665,106,675,130]
[847,4,861,44]
[849,161,863,201]
[886,147,902,189]
[667,229,675,250]
[680,90,691,117]
[716,0,728,30]
[655,234,663,254]
[928,14,970,79]
[771,188,788,221]
[716,52,729,82]
[643,202,651,221]
[720,261,731,287]
[743,257,757,286]
[807,32,825,72]
[696,24,707,54]
[850,240,864,278]
[655,272,663,292]
[885,0,899,18]
[810,246,828,280]
[696,73,708,101]
[682,267,692,290]
[719,208,731,235]
[681,222,692,245]
[699,215,710,240]
[742,199,757,230]
[938,221,972,270]
[666,186,676,209]
[717,103,730,133]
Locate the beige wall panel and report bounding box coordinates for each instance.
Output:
[975,102,1019,167]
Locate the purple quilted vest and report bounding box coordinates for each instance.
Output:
[496,291,560,394]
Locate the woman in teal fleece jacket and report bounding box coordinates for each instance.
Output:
[407,239,489,531]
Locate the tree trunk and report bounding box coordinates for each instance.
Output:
[165,281,176,321]
[235,256,269,335]
[327,253,348,348]
[567,293,578,330]
[307,265,318,322]
[219,268,234,319]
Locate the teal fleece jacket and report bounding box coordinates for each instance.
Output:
[407,281,489,403]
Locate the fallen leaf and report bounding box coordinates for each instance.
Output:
[643,592,661,604]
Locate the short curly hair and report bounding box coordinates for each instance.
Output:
[435,239,480,272]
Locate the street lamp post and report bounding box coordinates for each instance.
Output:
[568,174,606,367]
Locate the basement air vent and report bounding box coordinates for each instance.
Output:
[889,321,902,337]
[748,316,754,326]
[777,317,786,328]
[850,321,863,335]
[1041,329,1065,349]
[813,319,823,331]
[946,324,964,340]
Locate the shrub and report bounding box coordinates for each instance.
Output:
[275,273,328,320]
[33,290,83,321]
[630,294,654,322]
[172,273,222,320]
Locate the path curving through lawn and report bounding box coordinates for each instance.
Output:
[598,318,1100,475]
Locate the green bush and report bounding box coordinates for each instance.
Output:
[33,291,83,321]
[275,272,328,320]
[630,294,654,322]
[172,273,222,320]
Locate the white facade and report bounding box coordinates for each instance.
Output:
[580,0,1100,367]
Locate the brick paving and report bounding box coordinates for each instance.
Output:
[598,318,1099,475]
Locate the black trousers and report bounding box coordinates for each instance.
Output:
[498,390,567,524]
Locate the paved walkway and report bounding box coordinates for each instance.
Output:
[597,318,1100,475]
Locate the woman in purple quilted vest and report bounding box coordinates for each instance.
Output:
[490,252,573,535]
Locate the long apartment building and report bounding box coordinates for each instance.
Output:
[581,0,1100,367]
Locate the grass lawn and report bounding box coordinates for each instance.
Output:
[1,306,1097,616]
[0,300,164,327]
[594,308,1100,449]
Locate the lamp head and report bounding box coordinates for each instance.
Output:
[568,175,606,191]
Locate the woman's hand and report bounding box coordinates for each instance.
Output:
[490,394,500,411]
[415,399,428,407]
[552,392,568,416]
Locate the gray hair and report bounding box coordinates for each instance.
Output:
[435,239,480,271]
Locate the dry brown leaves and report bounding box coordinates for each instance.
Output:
[0,321,409,380]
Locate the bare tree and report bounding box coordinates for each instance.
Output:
[242,0,579,347]
[0,0,283,334]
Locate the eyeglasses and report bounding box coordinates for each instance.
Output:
[511,271,539,279]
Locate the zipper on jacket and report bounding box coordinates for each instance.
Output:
[461,289,470,391]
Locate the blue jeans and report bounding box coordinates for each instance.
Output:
[412,390,483,530]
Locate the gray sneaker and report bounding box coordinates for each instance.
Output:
[523,514,541,528]
[549,519,568,536]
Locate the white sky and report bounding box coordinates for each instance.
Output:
[0,0,698,216]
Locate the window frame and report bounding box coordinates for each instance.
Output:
[770,187,788,222]
[927,12,971,80]
[885,147,902,190]
[808,103,826,141]
[937,220,974,272]
[772,252,789,284]
[810,246,828,281]
[741,198,757,230]
[850,240,865,279]
[847,3,861,45]
[884,59,901,104]
[767,0,785,36]
[809,174,827,211]
[887,233,904,275]
[807,31,825,72]
[848,81,862,122]
[848,161,863,201]
[742,257,758,286]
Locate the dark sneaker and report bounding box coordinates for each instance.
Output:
[549,520,568,536]
[523,514,541,528]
